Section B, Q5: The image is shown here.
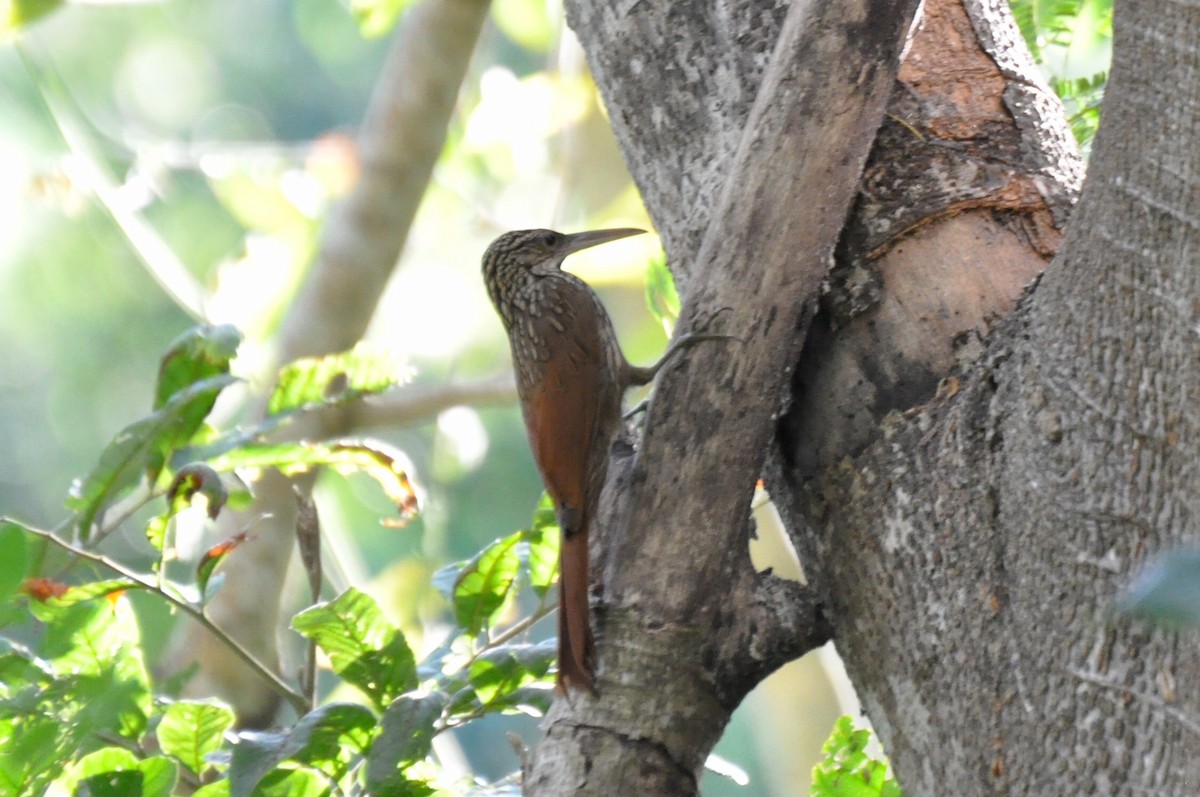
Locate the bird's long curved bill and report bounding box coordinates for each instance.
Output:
[560,228,646,256]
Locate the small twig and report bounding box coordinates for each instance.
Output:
[17,520,309,715]
[484,600,556,651]
[348,373,518,429]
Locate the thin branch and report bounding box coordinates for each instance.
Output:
[347,372,518,429]
[17,520,309,715]
[485,601,556,651]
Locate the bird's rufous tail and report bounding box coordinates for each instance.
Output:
[557,527,596,693]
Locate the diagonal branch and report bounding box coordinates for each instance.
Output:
[527,0,924,791]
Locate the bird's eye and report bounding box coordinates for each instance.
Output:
[541,231,558,247]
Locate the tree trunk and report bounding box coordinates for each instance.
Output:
[538,0,1200,792]
[784,0,1200,790]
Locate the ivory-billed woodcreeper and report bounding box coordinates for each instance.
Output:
[482,228,697,693]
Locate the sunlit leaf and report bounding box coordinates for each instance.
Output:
[155,325,242,410]
[35,594,153,739]
[524,495,560,598]
[491,0,556,52]
[192,781,232,797]
[468,639,554,706]
[146,463,228,551]
[248,768,326,797]
[208,438,418,525]
[367,691,447,791]
[267,342,409,416]
[197,531,253,599]
[71,749,178,797]
[157,700,235,776]
[2,0,64,38]
[454,532,522,637]
[349,0,418,37]
[811,716,904,797]
[644,250,681,333]
[292,588,416,708]
[67,374,238,539]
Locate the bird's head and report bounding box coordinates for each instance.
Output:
[482,227,645,284]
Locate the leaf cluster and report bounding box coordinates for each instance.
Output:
[0,326,562,795]
[810,716,904,797]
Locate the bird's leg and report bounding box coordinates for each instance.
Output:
[621,308,736,420]
[623,307,736,389]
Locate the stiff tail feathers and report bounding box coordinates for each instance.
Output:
[557,526,596,694]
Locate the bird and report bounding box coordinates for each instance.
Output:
[482,227,713,693]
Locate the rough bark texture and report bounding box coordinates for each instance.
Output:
[784,0,1200,788]
[551,0,1200,792]
[526,0,919,791]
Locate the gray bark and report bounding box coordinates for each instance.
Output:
[527,0,919,791]
[546,0,1200,792]
[783,0,1200,790]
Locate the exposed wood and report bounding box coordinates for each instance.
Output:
[781,0,1080,480]
[776,0,1200,793]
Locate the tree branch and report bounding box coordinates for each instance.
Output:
[346,372,517,430]
[19,521,309,716]
[170,0,491,724]
[527,0,922,790]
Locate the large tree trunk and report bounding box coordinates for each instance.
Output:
[533,0,1200,792]
[786,0,1200,790]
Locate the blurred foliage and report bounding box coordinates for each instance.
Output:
[0,328,561,794]
[1009,0,1111,149]
[1116,549,1200,630]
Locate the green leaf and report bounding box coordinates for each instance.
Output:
[67,374,238,539]
[0,714,62,794]
[644,251,681,333]
[291,588,417,708]
[24,578,141,617]
[154,325,242,410]
[229,704,376,797]
[366,691,448,791]
[268,342,407,416]
[156,699,235,775]
[524,495,560,599]
[0,521,30,602]
[248,768,326,797]
[491,0,556,52]
[196,531,253,600]
[33,593,153,740]
[145,463,227,552]
[468,640,555,706]
[2,0,65,37]
[207,439,418,526]
[453,532,522,637]
[349,0,417,37]
[75,752,178,797]
[193,781,231,797]
[811,716,904,797]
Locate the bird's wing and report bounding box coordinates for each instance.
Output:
[521,276,608,535]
